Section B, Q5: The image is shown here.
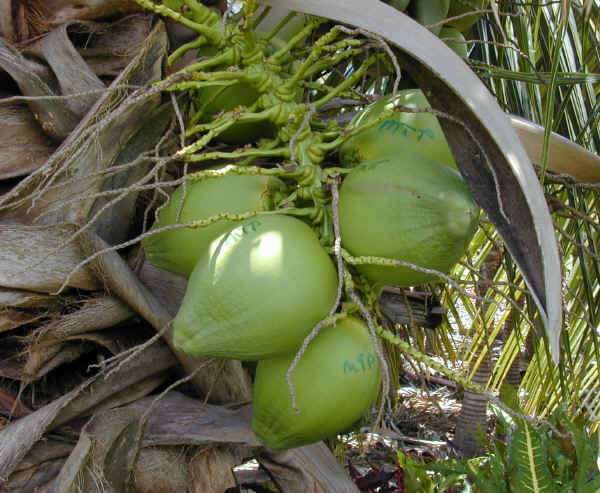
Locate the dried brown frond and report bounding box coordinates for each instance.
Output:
[14,0,50,42]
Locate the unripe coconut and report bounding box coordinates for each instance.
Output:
[438,26,469,58]
[173,214,338,360]
[192,44,272,144]
[194,25,304,144]
[339,89,457,170]
[143,173,286,277]
[446,0,488,33]
[411,0,450,35]
[338,155,480,287]
[196,80,272,145]
[252,316,381,450]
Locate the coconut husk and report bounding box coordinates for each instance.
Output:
[65,328,149,356]
[0,37,80,140]
[188,446,241,492]
[0,17,166,230]
[42,0,143,30]
[137,261,186,317]
[30,296,133,346]
[47,405,144,493]
[0,289,59,309]
[0,340,176,481]
[0,15,153,181]
[0,387,31,419]
[21,23,106,119]
[11,1,49,42]
[51,342,176,430]
[49,393,255,493]
[21,14,154,77]
[23,327,146,381]
[83,373,169,422]
[0,2,13,42]
[0,353,24,380]
[140,394,258,448]
[0,391,80,482]
[0,224,99,293]
[74,15,155,77]
[87,102,174,245]
[0,457,65,492]
[259,442,361,493]
[58,18,166,235]
[0,20,169,293]
[23,342,91,381]
[0,440,72,491]
[0,309,47,333]
[18,15,166,245]
[0,102,55,180]
[8,297,133,381]
[16,391,363,493]
[0,0,142,43]
[133,447,190,493]
[13,440,73,474]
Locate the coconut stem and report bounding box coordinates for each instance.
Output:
[285,179,346,413]
[341,249,491,303]
[288,103,316,168]
[336,25,403,95]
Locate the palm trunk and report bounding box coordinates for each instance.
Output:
[454,351,492,457]
[453,246,503,457]
[501,298,525,394]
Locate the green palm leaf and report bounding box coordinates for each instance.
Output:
[509,421,555,493]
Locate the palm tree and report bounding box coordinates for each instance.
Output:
[452,0,600,441]
[0,1,598,491]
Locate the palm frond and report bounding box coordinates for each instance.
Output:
[410,0,600,430]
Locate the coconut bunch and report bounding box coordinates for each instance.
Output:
[137,0,481,451]
[144,163,477,450]
[142,99,479,449]
[0,0,578,489]
[145,183,384,450]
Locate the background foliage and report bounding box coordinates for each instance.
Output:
[424,0,600,430]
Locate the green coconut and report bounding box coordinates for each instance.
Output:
[411,0,450,35]
[438,26,469,58]
[197,82,274,144]
[446,0,488,33]
[338,154,480,287]
[190,43,272,144]
[252,316,381,450]
[143,173,286,277]
[339,89,457,170]
[173,214,338,360]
